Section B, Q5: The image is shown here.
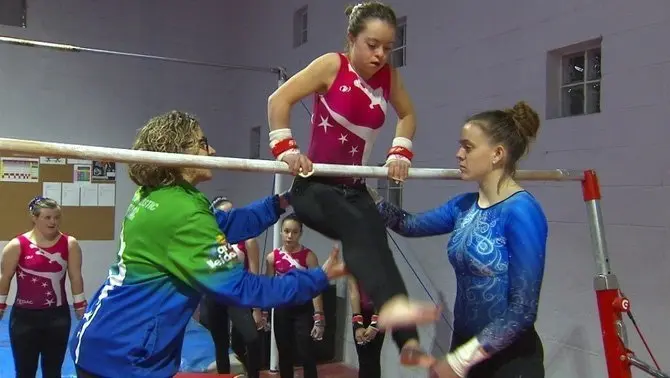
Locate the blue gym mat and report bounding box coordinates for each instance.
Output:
[0,306,217,377]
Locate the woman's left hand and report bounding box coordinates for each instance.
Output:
[321,245,347,280]
[386,159,410,183]
[252,308,265,330]
[278,192,291,209]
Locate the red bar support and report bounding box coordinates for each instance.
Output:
[582,170,601,201]
[595,288,632,378]
[582,170,632,378]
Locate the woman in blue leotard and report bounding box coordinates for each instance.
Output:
[372,101,548,378]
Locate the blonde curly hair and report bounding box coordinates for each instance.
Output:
[128,110,202,188]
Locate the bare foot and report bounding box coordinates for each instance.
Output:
[377,296,441,329]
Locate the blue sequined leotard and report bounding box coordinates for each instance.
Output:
[377,191,548,353]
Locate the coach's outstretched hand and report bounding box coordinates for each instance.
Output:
[321,245,347,280]
[278,192,292,209]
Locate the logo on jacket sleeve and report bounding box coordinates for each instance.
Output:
[206,234,242,271]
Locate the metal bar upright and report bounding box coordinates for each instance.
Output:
[269,68,287,373]
[582,170,632,378]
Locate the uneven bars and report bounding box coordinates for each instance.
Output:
[0,35,280,74]
[0,137,584,181]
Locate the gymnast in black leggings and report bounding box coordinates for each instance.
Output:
[201,297,263,376]
[265,215,325,378]
[201,197,264,378]
[267,1,440,371]
[0,197,87,378]
[348,276,384,378]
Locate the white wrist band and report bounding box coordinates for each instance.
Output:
[392,136,413,150]
[269,128,301,161]
[446,337,488,377]
[385,137,413,166]
[0,295,7,304]
[73,293,86,303]
[269,128,293,147]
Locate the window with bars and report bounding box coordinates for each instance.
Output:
[249,126,261,159]
[0,0,27,27]
[560,47,601,117]
[293,5,308,48]
[391,16,407,67]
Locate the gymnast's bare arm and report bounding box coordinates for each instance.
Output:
[0,239,20,318]
[245,238,263,325]
[306,251,324,314]
[267,52,340,175]
[67,237,85,299]
[267,52,340,132]
[389,67,417,141]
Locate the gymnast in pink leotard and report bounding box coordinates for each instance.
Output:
[0,196,87,377]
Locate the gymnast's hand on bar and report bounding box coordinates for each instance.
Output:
[321,244,347,280]
[386,159,410,183]
[281,153,313,177]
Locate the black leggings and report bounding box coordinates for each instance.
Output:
[10,305,71,378]
[290,176,418,349]
[274,302,318,378]
[450,328,545,378]
[203,297,261,378]
[353,308,385,378]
